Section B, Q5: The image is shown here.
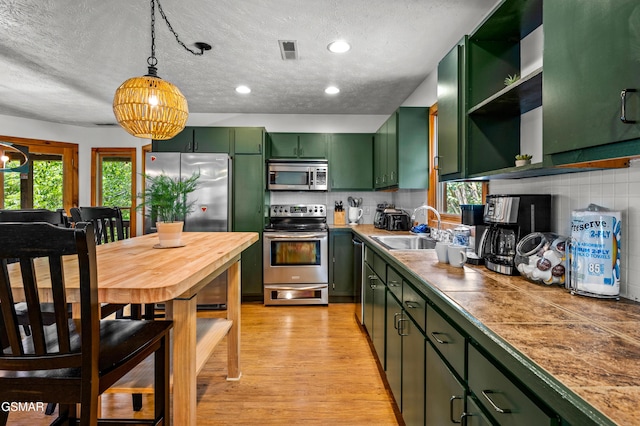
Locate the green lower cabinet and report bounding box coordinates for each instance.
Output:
[329,229,355,301]
[402,313,426,426]
[232,154,264,300]
[425,342,465,425]
[468,344,559,426]
[363,263,376,335]
[363,261,386,368]
[464,396,494,426]
[386,291,403,406]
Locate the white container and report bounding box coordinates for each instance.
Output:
[568,204,621,298]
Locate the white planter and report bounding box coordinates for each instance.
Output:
[156,221,184,247]
[515,159,531,167]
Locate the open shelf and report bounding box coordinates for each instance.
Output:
[468,68,542,116]
[105,317,232,394]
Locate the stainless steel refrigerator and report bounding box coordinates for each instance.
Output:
[144,152,231,308]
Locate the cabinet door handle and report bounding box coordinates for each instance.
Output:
[434,155,440,171]
[620,88,637,123]
[397,318,408,336]
[449,395,463,424]
[393,312,402,330]
[430,331,449,344]
[404,300,420,309]
[194,141,198,151]
[460,412,471,426]
[481,390,512,414]
[388,279,400,287]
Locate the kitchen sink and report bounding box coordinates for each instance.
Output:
[370,235,437,250]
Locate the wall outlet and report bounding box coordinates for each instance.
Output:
[364,207,370,215]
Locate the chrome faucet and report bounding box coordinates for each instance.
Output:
[411,204,441,237]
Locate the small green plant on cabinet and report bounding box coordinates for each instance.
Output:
[504,74,519,86]
[138,171,200,223]
[515,154,532,161]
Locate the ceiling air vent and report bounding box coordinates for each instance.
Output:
[279,40,298,60]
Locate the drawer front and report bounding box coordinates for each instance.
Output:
[373,252,387,283]
[365,245,375,267]
[402,282,426,332]
[426,304,465,377]
[386,267,403,301]
[468,345,557,426]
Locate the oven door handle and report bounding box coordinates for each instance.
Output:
[264,233,327,239]
[269,285,327,291]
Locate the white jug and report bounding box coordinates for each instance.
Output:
[348,207,363,224]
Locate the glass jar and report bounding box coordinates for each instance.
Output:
[514,232,567,285]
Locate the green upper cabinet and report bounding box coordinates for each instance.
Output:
[437,38,466,180]
[193,127,231,153]
[234,127,264,154]
[152,127,265,154]
[329,133,373,191]
[268,133,328,159]
[152,127,194,152]
[465,0,542,177]
[543,0,640,161]
[375,107,429,190]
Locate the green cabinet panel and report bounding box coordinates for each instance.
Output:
[152,127,194,152]
[464,396,494,426]
[543,0,640,156]
[268,133,328,159]
[437,39,466,179]
[193,127,231,153]
[298,134,328,158]
[386,112,398,186]
[329,229,355,300]
[468,344,559,426]
[328,134,373,190]
[363,263,376,336]
[232,154,264,299]
[386,292,403,405]
[402,315,425,426]
[375,107,429,190]
[425,342,465,426]
[233,128,264,154]
[269,133,299,158]
[426,304,465,377]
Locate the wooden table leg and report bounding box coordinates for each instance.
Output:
[167,295,198,426]
[226,260,241,380]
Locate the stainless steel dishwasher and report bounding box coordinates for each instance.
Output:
[353,236,365,324]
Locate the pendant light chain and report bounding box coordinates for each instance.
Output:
[148,0,157,68]
[155,0,205,56]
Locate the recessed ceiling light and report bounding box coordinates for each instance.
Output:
[325,86,340,95]
[327,40,351,53]
[235,85,251,94]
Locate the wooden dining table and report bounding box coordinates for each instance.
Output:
[8,231,259,426]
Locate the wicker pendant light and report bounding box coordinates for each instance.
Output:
[113,0,209,140]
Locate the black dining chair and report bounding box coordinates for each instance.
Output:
[0,222,172,425]
[71,206,159,411]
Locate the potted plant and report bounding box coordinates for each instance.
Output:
[138,171,200,247]
[515,154,532,167]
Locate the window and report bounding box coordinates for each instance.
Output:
[428,105,487,226]
[0,136,78,211]
[91,148,137,236]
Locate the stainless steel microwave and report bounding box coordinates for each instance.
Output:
[267,160,328,191]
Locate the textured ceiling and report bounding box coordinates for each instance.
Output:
[0,0,498,127]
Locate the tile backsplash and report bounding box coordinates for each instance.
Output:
[269,189,429,225]
[490,159,640,301]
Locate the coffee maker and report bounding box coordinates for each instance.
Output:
[479,194,551,275]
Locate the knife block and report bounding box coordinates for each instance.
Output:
[334,211,346,225]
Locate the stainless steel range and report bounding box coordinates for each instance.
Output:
[263,204,328,305]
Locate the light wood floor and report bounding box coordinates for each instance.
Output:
[7,303,401,425]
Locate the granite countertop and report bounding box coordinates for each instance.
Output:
[351,225,640,426]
